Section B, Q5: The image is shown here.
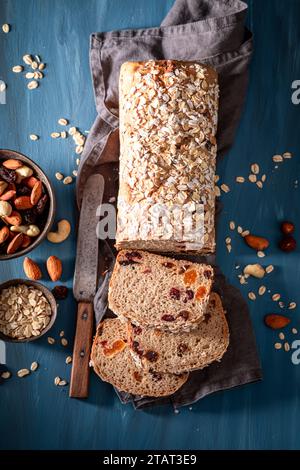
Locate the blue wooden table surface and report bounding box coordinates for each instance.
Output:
[1,0,300,451]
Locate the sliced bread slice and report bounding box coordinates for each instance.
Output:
[108,250,214,332]
[90,318,189,397]
[128,292,229,374]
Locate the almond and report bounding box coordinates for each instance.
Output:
[2,159,23,170]
[264,314,291,330]
[2,210,22,226]
[0,190,16,201]
[7,232,24,254]
[23,257,42,280]
[46,255,62,281]
[0,181,8,196]
[244,234,269,251]
[0,226,9,244]
[23,176,39,189]
[14,196,34,210]
[21,235,32,248]
[30,180,42,205]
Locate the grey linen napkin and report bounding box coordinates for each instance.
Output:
[77,0,263,409]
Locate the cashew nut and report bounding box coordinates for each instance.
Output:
[0,200,12,217]
[243,263,265,279]
[10,224,40,237]
[47,219,71,243]
[15,165,33,179]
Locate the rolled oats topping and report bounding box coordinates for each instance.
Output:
[116,60,219,253]
[0,284,52,340]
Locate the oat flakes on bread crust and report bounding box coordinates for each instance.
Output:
[108,250,214,332]
[90,318,189,397]
[129,292,229,374]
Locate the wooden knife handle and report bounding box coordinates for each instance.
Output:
[69,302,94,398]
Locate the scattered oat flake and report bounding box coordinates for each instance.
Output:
[47,337,55,345]
[69,126,77,135]
[288,302,297,310]
[60,330,65,337]
[61,338,68,347]
[60,131,67,139]
[75,145,84,154]
[2,23,10,33]
[23,54,33,65]
[225,237,231,244]
[76,158,80,166]
[256,181,263,189]
[272,293,281,302]
[72,170,78,177]
[51,132,60,139]
[241,230,250,237]
[66,356,72,364]
[274,343,282,350]
[29,134,39,141]
[214,175,220,183]
[273,154,283,163]
[31,61,38,70]
[214,186,221,197]
[261,174,267,182]
[58,118,68,126]
[30,361,39,372]
[292,328,298,335]
[109,196,116,203]
[266,265,274,274]
[58,379,68,386]
[12,65,23,73]
[240,276,247,285]
[248,292,256,301]
[248,174,257,183]
[27,80,38,90]
[237,226,243,234]
[38,63,45,71]
[258,286,266,296]
[221,184,230,193]
[279,332,285,340]
[17,368,30,378]
[54,376,61,386]
[236,176,245,183]
[226,244,232,253]
[55,172,64,181]
[257,251,265,258]
[1,371,11,379]
[25,72,35,79]
[229,221,235,230]
[279,301,285,309]
[284,342,290,352]
[0,82,7,92]
[251,163,260,174]
[283,152,292,159]
[63,176,73,185]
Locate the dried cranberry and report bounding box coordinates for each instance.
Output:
[280,221,295,235]
[169,288,180,300]
[35,194,48,215]
[125,251,142,260]
[132,341,143,356]
[0,166,17,183]
[145,350,158,362]
[186,289,194,300]
[133,371,142,382]
[149,369,162,381]
[23,209,37,225]
[178,310,189,320]
[161,314,175,322]
[52,285,68,300]
[162,262,175,268]
[177,343,188,356]
[17,185,31,196]
[204,269,212,279]
[119,259,137,266]
[279,236,296,252]
[133,326,142,335]
[100,340,108,347]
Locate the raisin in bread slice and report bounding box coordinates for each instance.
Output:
[128,292,229,374]
[108,250,213,332]
[90,318,188,397]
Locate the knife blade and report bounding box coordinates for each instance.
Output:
[70,174,104,398]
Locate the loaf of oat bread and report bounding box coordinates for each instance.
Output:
[108,250,214,332]
[116,60,219,254]
[129,292,229,374]
[90,318,188,397]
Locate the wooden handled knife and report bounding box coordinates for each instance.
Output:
[69,174,104,398]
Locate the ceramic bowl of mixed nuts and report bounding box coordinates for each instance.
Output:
[0,149,55,260]
[0,279,57,342]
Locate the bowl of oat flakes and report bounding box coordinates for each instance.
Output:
[0,279,57,342]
